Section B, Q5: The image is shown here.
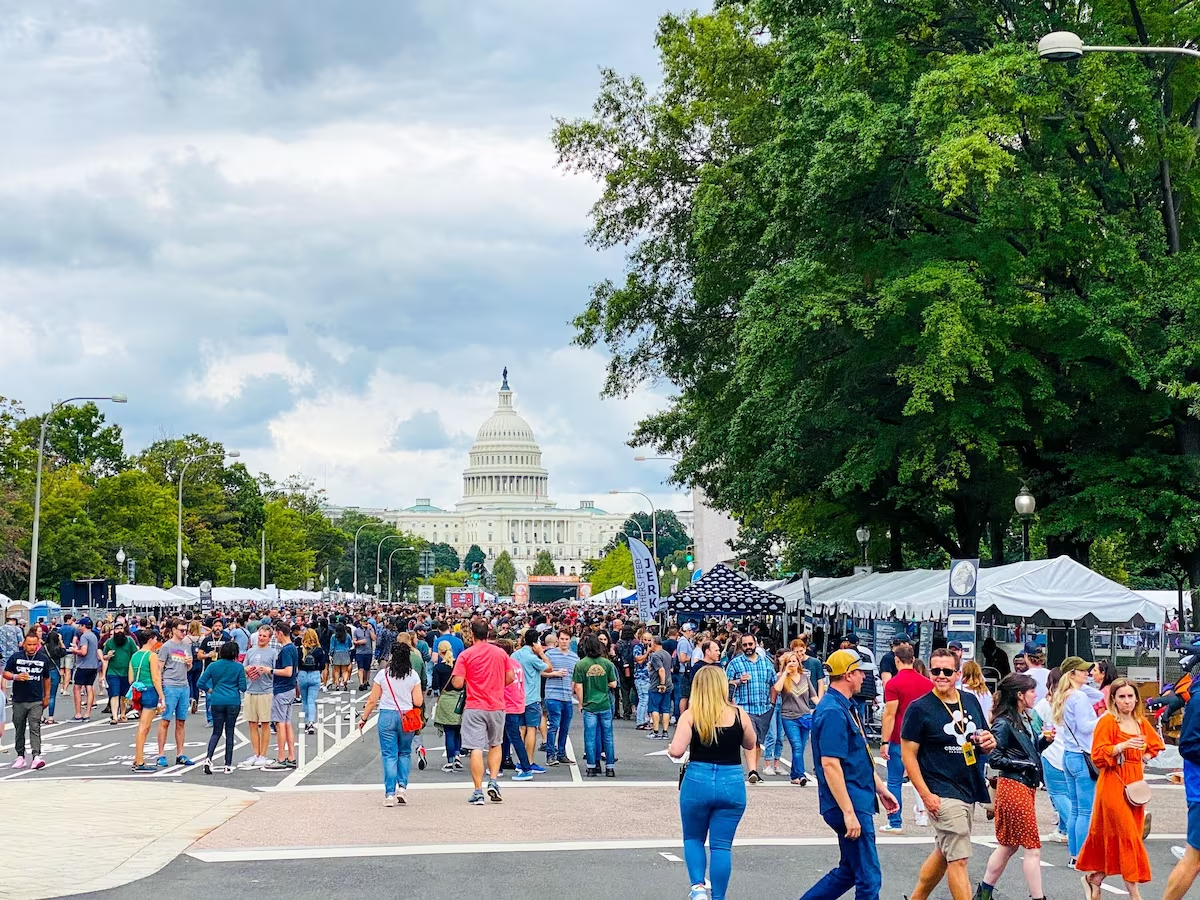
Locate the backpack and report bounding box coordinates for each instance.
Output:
[854,650,878,700]
[302,647,317,668]
[617,639,637,679]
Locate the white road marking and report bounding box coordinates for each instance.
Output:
[0,742,118,779]
[659,852,683,862]
[1098,884,1129,895]
[191,836,941,863]
[566,736,582,783]
[276,712,377,788]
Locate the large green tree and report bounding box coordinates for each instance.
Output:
[555,0,1200,596]
[492,550,517,596]
[532,550,557,576]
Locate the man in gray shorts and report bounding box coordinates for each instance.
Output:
[451,619,515,805]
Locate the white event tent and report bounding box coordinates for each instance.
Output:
[772,556,1168,625]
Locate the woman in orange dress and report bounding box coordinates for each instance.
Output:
[1078,678,1164,900]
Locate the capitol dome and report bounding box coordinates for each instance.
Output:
[457,370,554,511]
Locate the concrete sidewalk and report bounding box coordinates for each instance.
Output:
[0,781,255,900]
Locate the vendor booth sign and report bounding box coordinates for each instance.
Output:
[947,558,979,659]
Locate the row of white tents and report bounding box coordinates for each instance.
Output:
[761,556,1179,626]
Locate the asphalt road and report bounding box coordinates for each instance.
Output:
[68,842,1192,900]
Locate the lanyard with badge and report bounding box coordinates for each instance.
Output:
[938,691,977,765]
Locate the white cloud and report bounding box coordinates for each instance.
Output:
[187,346,314,407]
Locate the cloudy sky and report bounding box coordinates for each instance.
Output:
[0,1,699,518]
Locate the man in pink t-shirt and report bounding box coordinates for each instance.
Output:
[451,619,515,805]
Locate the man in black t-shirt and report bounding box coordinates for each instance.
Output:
[901,647,996,900]
[3,632,53,768]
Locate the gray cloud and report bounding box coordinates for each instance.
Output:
[0,0,700,516]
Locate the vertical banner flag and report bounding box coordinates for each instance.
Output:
[629,536,661,620]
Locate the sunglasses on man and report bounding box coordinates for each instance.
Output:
[929,667,957,677]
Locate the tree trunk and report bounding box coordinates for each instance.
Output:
[889,526,904,571]
[988,517,1007,567]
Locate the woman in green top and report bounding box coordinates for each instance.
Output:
[102,625,136,724]
[197,642,248,774]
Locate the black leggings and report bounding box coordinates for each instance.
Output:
[207,704,240,766]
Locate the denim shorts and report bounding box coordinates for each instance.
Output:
[521,702,542,727]
[107,674,130,700]
[1189,803,1200,851]
[161,684,190,721]
[648,688,672,714]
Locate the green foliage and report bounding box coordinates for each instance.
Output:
[464,544,486,571]
[587,543,635,593]
[492,551,517,596]
[430,542,461,573]
[532,550,557,576]
[555,0,1200,588]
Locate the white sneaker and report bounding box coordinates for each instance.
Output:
[1173,845,1187,861]
[915,810,929,827]
[1047,829,1068,844]
[203,758,213,775]
[763,764,776,776]
[396,788,406,805]
[384,794,396,807]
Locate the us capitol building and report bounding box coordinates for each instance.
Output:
[325,372,688,577]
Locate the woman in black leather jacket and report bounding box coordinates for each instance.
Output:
[973,674,1052,900]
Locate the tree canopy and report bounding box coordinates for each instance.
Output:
[554,0,1200,613]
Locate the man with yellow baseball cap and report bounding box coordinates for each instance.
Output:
[800,649,898,900]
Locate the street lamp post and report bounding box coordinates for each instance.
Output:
[177,449,240,586]
[1015,487,1037,561]
[856,526,871,568]
[27,394,127,602]
[116,547,127,585]
[182,555,190,587]
[1038,31,1200,62]
[1037,31,1200,253]
[351,523,371,597]
[388,546,416,602]
[376,535,404,595]
[230,560,237,588]
[610,490,657,563]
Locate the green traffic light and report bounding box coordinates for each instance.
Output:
[685,553,694,562]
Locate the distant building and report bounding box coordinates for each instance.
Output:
[324,372,689,576]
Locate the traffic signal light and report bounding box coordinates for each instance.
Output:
[685,549,694,564]
[470,562,482,581]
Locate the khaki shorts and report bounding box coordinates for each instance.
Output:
[244,693,272,723]
[931,797,975,862]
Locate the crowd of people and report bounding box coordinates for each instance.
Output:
[2,603,1199,900]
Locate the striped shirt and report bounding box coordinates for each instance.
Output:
[725,652,775,714]
[544,648,580,702]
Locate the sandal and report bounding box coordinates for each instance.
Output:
[109,717,118,725]
[1080,875,1102,900]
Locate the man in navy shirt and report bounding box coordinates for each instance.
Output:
[800,649,898,900]
[1165,688,1200,900]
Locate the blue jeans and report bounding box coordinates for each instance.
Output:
[503,712,531,769]
[763,701,783,761]
[679,762,748,900]
[298,671,321,725]
[885,746,906,827]
[443,725,462,760]
[781,715,813,780]
[48,667,60,718]
[1063,751,1097,856]
[672,677,683,720]
[376,709,414,796]
[635,674,651,724]
[800,809,881,900]
[1042,758,1072,834]
[545,698,573,758]
[583,708,615,768]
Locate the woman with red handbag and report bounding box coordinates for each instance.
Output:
[1078,678,1164,900]
[358,638,424,807]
